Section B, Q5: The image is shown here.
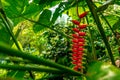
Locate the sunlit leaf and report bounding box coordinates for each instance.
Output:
[87,62,120,80]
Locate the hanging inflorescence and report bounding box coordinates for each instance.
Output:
[71,11,88,71]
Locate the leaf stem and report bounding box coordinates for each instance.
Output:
[0,64,64,74]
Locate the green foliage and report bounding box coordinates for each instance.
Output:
[0,0,120,80]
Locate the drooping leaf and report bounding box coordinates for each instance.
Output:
[33,9,52,33]
[51,2,69,24]
[39,9,52,25]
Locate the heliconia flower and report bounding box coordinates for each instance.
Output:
[72,61,77,64]
[71,20,80,25]
[79,66,83,69]
[72,28,80,32]
[78,38,85,42]
[77,65,83,69]
[79,11,89,18]
[77,60,83,63]
[72,53,78,57]
[72,34,79,38]
[78,52,83,55]
[71,14,88,71]
[77,55,83,59]
[72,39,79,43]
[76,62,82,66]
[72,48,78,52]
[72,43,79,48]
[72,57,78,61]
[72,45,79,48]
[78,43,84,46]
[79,32,86,36]
[78,47,84,51]
[73,66,79,71]
[78,24,87,29]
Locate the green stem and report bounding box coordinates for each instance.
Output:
[0,64,64,74]
[0,43,82,76]
[0,10,21,51]
[82,6,97,60]
[86,0,115,65]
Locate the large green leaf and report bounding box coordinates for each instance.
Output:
[33,9,52,33]
[21,3,44,17]
[1,0,45,26]
[1,0,28,18]
[86,62,120,80]
[1,0,28,26]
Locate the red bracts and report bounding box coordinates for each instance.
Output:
[71,11,88,71]
[71,20,80,25]
[79,11,89,18]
